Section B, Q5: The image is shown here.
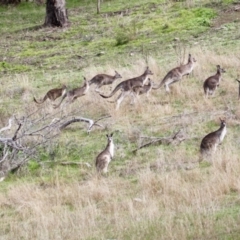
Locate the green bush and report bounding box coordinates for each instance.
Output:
[115,30,131,46]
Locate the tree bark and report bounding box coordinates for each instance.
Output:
[44,0,69,27]
[97,0,100,14]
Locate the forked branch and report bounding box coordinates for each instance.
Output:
[132,130,186,153]
[59,115,111,133]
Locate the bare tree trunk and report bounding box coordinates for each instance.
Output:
[44,0,69,27]
[97,0,100,14]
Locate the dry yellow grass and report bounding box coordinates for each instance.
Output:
[1,47,240,239]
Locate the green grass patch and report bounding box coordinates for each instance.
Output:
[0,61,30,73]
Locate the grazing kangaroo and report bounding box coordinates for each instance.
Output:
[95,133,114,174]
[200,118,227,158]
[99,66,153,110]
[203,65,226,97]
[154,54,196,92]
[236,79,240,99]
[53,78,89,109]
[33,84,67,104]
[89,71,122,92]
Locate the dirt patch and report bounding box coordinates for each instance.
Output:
[212,4,240,28]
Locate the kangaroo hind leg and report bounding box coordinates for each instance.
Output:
[116,91,128,110]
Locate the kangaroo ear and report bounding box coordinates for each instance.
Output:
[110,132,114,137]
[106,134,109,138]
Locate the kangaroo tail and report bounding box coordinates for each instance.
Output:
[152,79,165,89]
[33,94,47,104]
[152,73,171,89]
[99,84,122,98]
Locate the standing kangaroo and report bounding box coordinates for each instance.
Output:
[33,84,67,104]
[89,71,122,92]
[95,133,114,174]
[203,65,226,97]
[154,54,196,92]
[200,118,227,158]
[53,78,89,109]
[99,67,153,110]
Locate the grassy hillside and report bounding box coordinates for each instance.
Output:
[1,0,240,239]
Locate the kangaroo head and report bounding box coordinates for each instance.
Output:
[114,71,122,79]
[149,79,154,85]
[147,78,154,85]
[145,66,153,75]
[188,54,196,63]
[62,84,67,89]
[106,133,114,142]
[217,65,226,73]
[219,118,226,127]
[83,77,90,86]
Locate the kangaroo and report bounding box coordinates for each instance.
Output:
[130,78,154,105]
[236,79,240,99]
[33,84,67,104]
[132,78,154,97]
[53,78,89,109]
[99,66,153,110]
[95,133,114,174]
[89,70,122,92]
[154,54,196,92]
[203,65,226,97]
[200,118,227,158]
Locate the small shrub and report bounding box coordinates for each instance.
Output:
[115,31,131,46]
[28,160,40,172]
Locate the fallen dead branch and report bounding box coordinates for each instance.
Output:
[0,110,111,180]
[132,130,186,153]
[59,115,111,133]
[41,161,92,168]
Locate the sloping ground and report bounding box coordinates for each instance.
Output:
[0,1,240,239]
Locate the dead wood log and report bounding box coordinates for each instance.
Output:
[41,161,91,168]
[59,115,111,133]
[132,130,186,153]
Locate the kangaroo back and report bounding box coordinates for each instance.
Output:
[53,78,88,108]
[33,84,67,104]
